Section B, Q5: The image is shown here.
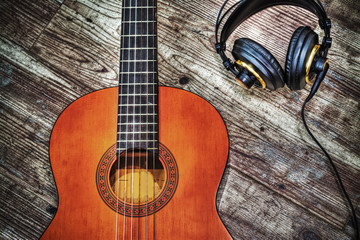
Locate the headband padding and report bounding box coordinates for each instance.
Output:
[220,0,326,43]
[286,26,318,90]
[232,38,285,90]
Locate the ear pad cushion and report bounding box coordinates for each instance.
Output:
[232,38,285,90]
[285,26,319,90]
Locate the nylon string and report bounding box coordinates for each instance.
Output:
[116,0,158,239]
[137,0,143,238]
[152,1,156,239]
[116,0,128,238]
[145,0,149,238]
[130,0,139,238]
[122,0,133,238]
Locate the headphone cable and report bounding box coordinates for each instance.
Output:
[301,96,359,240]
[215,1,357,238]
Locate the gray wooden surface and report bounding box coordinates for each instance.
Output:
[0,0,359,239]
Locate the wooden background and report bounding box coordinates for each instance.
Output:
[0,0,359,239]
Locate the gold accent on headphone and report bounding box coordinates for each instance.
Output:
[235,60,266,89]
[305,44,320,83]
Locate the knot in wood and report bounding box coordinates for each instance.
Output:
[300,230,322,240]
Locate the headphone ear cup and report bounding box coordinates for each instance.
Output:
[232,38,285,90]
[285,26,319,90]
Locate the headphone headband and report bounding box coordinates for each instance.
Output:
[215,0,332,80]
[220,0,329,43]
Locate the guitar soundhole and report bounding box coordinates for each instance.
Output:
[109,148,165,204]
[96,143,178,217]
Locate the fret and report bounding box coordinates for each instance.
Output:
[119,85,156,94]
[118,113,156,116]
[119,94,156,96]
[118,86,156,92]
[119,83,157,86]
[119,131,158,134]
[122,8,155,22]
[117,142,158,147]
[120,72,156,74]
[121,47,156,50]
[118,113,156,121]
[122,0,155,7]
[118,104,156,113]
[120,60,157,70]
[121,23,156,35]
[119,108,156,115]
[119,62,156,73]
[118,123,157,125]
[122,6,156,9]
[118,95,156,104]
[118,124,157,133]
[121,50,156,61]
[122,21,156,23]
[121,34,156,37]
[118,103,156,106]
[120,60,156,62]
[117,147,158,151]
[116,150,158,155]
[118,98,156,105]
[120,59,156,67]
[117,142,158,150]
[118,132,157,140]
[118,114,156,122]
[118,138,157,142]
[119,74,157,84]
[118,0,158,148]
[117,140,157,142]
[120,56,156,65]
[117,130,157,137]
[121,36,155,48]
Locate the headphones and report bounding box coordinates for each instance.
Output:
[215,2,360,239]
[215,0,332,95]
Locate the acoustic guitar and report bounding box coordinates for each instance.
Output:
[41,0,231,239]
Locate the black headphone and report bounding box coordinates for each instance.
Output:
[215,2,360,239]
[215,0,332,96]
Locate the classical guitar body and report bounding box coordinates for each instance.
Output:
[41,86,231,239]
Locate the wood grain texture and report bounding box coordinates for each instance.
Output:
[41,86,230,239]
[0,0,359,239]
[0,0,62,49]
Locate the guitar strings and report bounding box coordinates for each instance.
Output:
[117,0,128,238]
[116,1,158,239]
[152,1,157,239]
[144,0,149,238]
[138,0,143,238]
[122,0,133,237]
[130,0,139,238]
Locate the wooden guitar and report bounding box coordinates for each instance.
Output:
[41,0,231,239]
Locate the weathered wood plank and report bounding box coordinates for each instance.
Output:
[0,0,62,49]
[30,0,121,94]
[0,57,59,239]
[156,0,359,232]
[0,175,53,239]
[0,0,359,239]
[0,1,122,238]
[218,166,351,240]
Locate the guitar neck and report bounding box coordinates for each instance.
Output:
[117,0,158,151]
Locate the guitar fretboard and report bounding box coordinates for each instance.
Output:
[117,0,158,151]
